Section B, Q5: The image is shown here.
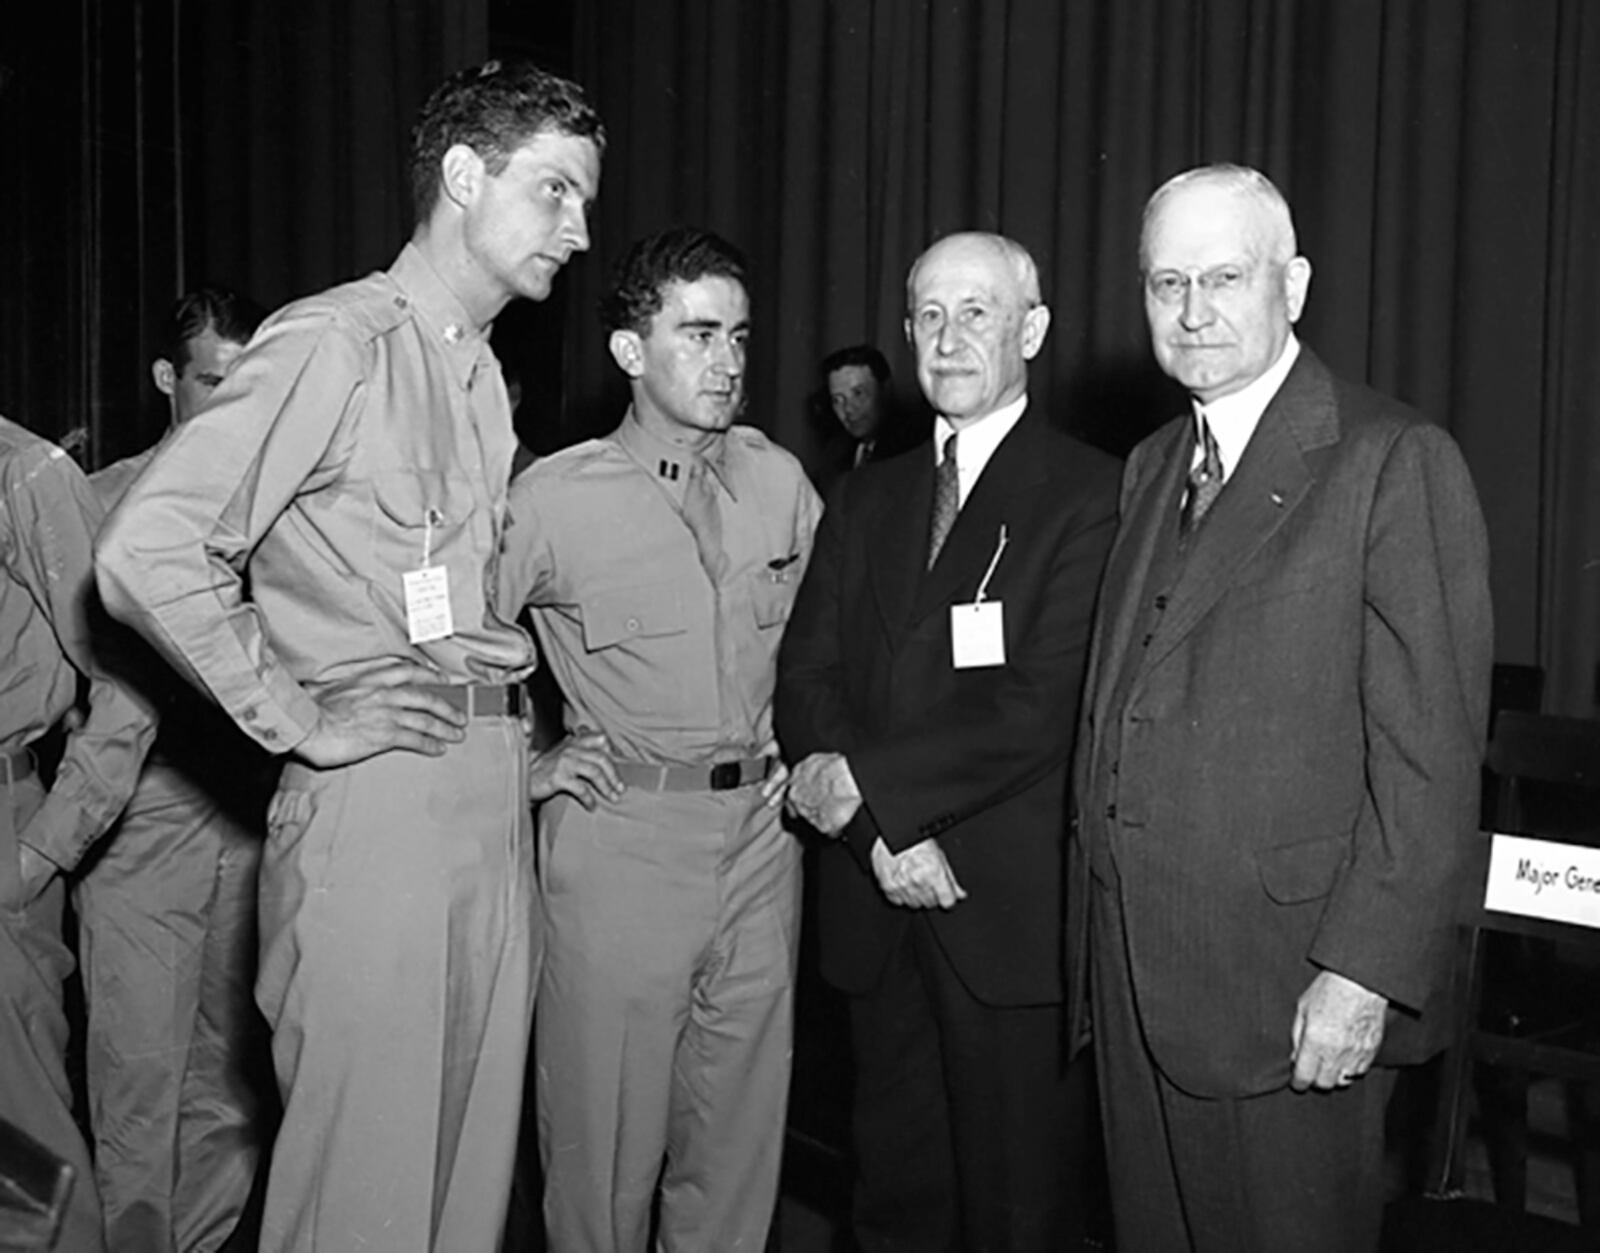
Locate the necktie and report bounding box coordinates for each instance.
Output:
[927,432,960,568]
[681,458,740,732]
[1181,418,1224,537]
[682,458,728,584]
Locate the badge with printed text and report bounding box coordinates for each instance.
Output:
[950,523,1009,669]
[403,565,454,644]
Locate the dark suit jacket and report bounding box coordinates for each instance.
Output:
[777,409,1119,1006]
[1069,348,1493,1098]
[812,408,935,500]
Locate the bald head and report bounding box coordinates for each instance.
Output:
[906,232,1042,311]
[1139,164,1311,404]
[904,232,1051,427]
[1140,165,1298,271]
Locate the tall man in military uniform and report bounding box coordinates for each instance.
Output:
[96,61,604,1252]
[2,415,156,1253]
[79,286,271,1253]
[500,227,822,1252]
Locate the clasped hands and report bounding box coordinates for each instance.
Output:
[787,751,967,911]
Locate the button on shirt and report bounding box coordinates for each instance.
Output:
[96,244,535,754]
[499,411,823,766]
[1,417,155,869]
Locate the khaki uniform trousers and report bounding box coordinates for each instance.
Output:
[74,760,268,1253]
[537,783,800,1253]
[2,770,105,1253]
[255,719,535,1253]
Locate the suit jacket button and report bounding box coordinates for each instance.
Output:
[1104,803,1117,822]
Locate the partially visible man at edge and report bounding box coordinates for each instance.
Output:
[96,61,604,1252]
[78,286,274,1253]
[2,414,155,1253]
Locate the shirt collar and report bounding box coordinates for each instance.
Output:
[933,392,1029,476]
[1193,334,1300,481]
[389,242,495,390]
[613,408,739,502]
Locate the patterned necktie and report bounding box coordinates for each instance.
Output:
[1181,418,1224,537]
[927,432,960,568]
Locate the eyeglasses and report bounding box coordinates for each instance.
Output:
[1143,265,1250,305]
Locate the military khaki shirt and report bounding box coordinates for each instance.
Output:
[501,412,822,765]
[96,244,535,755]
[1,416,155,870]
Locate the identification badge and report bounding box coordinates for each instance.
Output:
[403,565,454,643]
[951,601,1006,668]
[951,523,1010,668]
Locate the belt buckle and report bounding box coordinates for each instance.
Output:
[709,761,741,790]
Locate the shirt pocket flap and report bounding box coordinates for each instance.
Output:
[581,582,688,651]
[751,577,798,629]
[373,469,476,530]
[1256,833,1350,904]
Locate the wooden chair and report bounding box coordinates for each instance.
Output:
[1427,710,1600,1229]
[0,1117,74,1252]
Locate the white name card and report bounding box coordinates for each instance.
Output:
[1483,833,1600,929]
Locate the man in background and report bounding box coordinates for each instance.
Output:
[77,285,273,1253]
[1071,164,1492,1252]
[2,415,155,1253]
[93,286,265,501]
[501,227,820,1252]
[826,343,891,462]
[96,61,604,1251]
[815,343,927,494]
[779,231,1119,1252]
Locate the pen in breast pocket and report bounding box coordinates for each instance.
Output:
[975,525,1009,604]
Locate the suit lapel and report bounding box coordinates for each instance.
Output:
[1137,350,1340,676]
[867,448,936,640]
[911,411,1051,623]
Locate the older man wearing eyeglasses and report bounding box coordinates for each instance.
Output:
[1069,164,1494,1253]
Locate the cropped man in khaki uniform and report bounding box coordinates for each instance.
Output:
[96,62,605,1252]
[78,287,272,1253]
[500,228,821,1252]
[2,415,156,1253]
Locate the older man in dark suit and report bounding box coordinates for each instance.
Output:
[779,231,1119,1252]
[1071,164,1493,1253]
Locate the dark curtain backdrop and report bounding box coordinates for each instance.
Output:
[568,0,1600,715]
[5,1,1597,714]
[1,0,487,470]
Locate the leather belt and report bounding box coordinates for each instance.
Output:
[420,683,527,719]
[1,748,37,787]
[611,756,774,793]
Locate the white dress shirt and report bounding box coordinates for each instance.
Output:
[1191,335,1301,482]
[933,394,1028,507]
